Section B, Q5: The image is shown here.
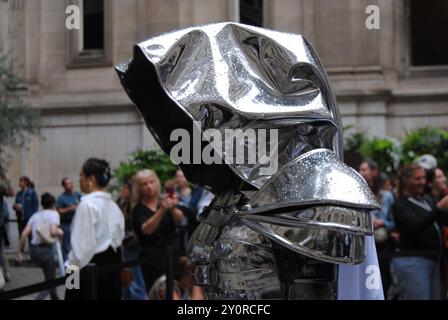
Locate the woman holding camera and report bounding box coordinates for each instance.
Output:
[131,169,184,292]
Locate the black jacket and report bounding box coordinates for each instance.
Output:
[393,195,447,257]
[132,201,177,250]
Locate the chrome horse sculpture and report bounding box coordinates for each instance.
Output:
[116,22,380,299]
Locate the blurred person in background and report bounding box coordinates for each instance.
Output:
[148,255,204,300]
[425,167,448,298]
[425,167,448,202]
[13,176,38,240]
[17,192,63,300]
[65,158,124,300]
[359,160,395,297]
[381,172,396,195]
[0,180,11,248]
[359,160,395,232]
[0,180,12,282]
[173,169,213,253]
[391,164,448,300]
[56,177,81,262]
[131,169,183,291]
[118,177,148,300]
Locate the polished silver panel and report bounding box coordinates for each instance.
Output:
[138,23,339,121]
[239,205,373,235]
[187,196,281,299]
[116,22,342,192]
[245,148,379,212]
[242,219,366,264]
[208,220,281,299]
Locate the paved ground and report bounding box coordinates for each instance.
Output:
[3,216,65,300]
[2,251,66,300]
[1,218,65,300]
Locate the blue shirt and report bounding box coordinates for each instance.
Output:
[371,190,395,231]
[2,197,9,220]
[14,188,39,221]
[175,187,205,226]
[56,191,81,224]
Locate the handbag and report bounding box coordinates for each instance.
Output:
[36,222,57,245]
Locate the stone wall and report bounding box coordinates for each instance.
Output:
[2,0,447,195]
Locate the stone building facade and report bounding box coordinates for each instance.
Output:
[1,0,447,194]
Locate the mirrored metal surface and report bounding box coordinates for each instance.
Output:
[117,22,380,300]
[245,148,379,212]
[242,219,366,264]
[239,205,373,235]
[116,22,342,192]
[208,219,281,299]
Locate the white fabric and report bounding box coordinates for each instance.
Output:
[27,210,60,245]
[67,191,124,269]
[338,235,385,300]
[54,241,65,277]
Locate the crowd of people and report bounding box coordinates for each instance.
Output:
[1,153,448,300]
[0,159,212,300]
[358,155,448,300]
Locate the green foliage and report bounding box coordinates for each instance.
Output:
[0,54,41,179]
[359,137,401,177]
[113,149,177,188]
[344,126,448,178]
[343,125,369,153]
[401,127,448,170]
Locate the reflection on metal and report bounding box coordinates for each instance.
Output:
[116,22,379,300]
[238,205,373,236]
[115,22,343,193]
[245,148,379,212]
[242,219,366,264]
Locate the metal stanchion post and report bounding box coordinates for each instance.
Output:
[85,263,98,300]
[166,246,174,300]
